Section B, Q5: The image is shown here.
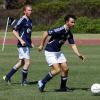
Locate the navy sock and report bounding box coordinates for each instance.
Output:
[60,76,68,89]
[6,67,18,80]
[22,69,28,82]
[42,72,53,84]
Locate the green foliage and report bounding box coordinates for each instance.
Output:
[86,19,100,33]
[30,0,100,33]
[0,0,100,33]
[50,16,64,29]
[33,16,100,33]
[73,17,90,33]
[73,17,100,33]
[0,1,3,4]
[32,1,69,21]
[55,17,100,33]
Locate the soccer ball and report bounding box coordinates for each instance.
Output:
[91,83,100,95]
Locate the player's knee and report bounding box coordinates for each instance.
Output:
[17,61,22,66]
[63,67,69,73]
[25,61,30,66]
[55,68,60,74]
[27,62,30,66]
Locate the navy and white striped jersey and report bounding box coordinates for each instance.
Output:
[13,16,32,48]
[45,26,75,52]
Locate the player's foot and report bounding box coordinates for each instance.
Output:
[55,87,73,92]
[38,80,45,92]
[21,80,28,86]
[66,86,73,92]
[3,75,11,84]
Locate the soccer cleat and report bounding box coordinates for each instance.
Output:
[21,80,28,86]
[66,86,73,92]
[55,87,73,92]
[38,80,45,92]
[3,75,11,84]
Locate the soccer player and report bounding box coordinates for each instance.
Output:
[3,5,34,85]
[38,15,85,92]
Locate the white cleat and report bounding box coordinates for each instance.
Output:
[38,80,45,92]
[3,75,11,84]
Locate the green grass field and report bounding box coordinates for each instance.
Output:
[0,45,100,100]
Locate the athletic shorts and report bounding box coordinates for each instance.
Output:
[44,50,67,66]
[18,47,30,59]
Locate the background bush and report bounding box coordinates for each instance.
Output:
[0,0,100,33]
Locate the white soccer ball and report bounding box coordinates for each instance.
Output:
[91,83,100,95]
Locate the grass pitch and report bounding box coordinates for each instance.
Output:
[0,45,100,100]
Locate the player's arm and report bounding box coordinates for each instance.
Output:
[38,27,61,51]
[68,32,84,61]
[13,30,25,46]
[38,31,48,51]
[31,42,35,48]
[31,37,35,48]
[71,44,84,61]
[13,18,26,46]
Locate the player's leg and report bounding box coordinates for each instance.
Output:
[38,63,61,92]
[3,59,24,82]
[55,62,72,92]
[18,47,30,85]
[55,52,72,91]
[60,62,69,90]
[21,58,30,85]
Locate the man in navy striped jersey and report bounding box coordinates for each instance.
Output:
[3,5,34,85]
[38,15,85,92]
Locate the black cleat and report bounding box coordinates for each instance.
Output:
[66,86,73,92]
[21,80,28,86]
[55,87,73,92]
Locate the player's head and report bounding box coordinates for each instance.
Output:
[23,5,32,17]
[64,15,76,28]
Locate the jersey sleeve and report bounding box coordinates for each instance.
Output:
[47,26,64,36]
[13,18,24,32]
[67,31,75,44]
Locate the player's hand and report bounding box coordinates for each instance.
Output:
[21,40,26,46]
[38,45,43,51]
[31,43,35,48]
[78,55,85,62]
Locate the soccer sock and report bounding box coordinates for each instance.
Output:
[60,76,68,89]
[6,66,18,80]
[42,72,53,84]
[22,69,28,82]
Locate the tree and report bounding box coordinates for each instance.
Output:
[4,0,33,9]
[4,0,18,9]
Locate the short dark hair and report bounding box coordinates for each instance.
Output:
[23,4,32,11]
[64,15,76,23]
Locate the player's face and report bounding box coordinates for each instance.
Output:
[24,6,32,17]
[66,18,75,28]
